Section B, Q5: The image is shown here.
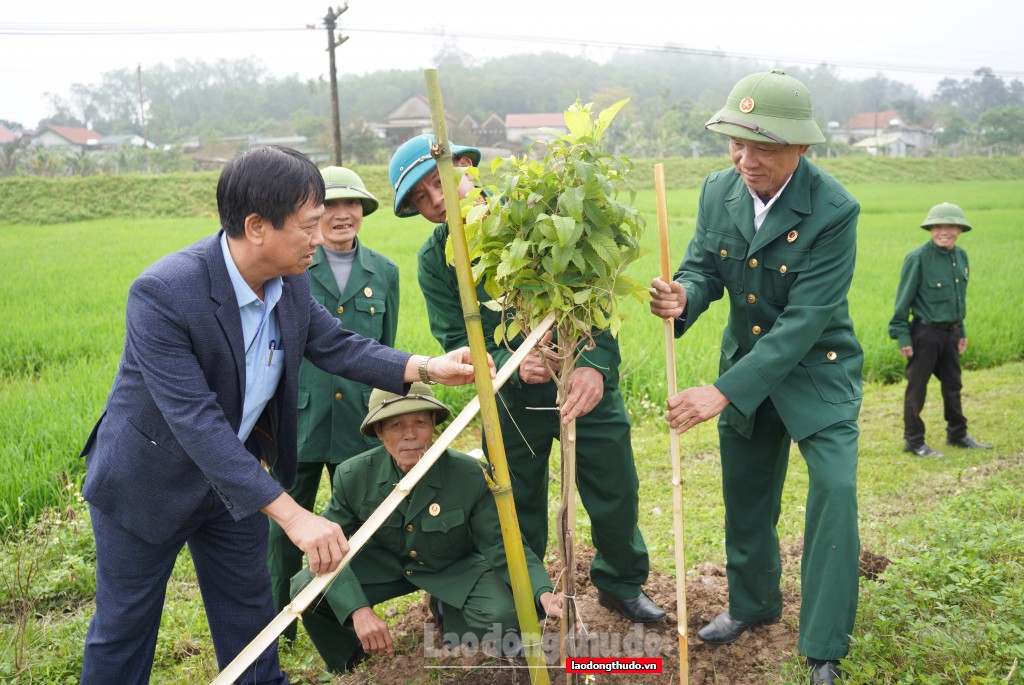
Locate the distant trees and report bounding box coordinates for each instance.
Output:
[16,55,1024,178]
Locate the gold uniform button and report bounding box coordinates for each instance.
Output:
[748,258,758,268]
[405,570,413,576]
[720,249,728,258]
[826,351,837,361]
[780,265,788,274]
[336,305,344,314]
[409,550,418,558]
[747,294,757,304]
[752,325,762,335]
[334,393,342,400]
[370,306,376,315]
[406,524,414,532]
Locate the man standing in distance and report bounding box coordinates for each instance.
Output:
[888,202,991,458]
[650,71,862,684]
[267,166,401,640]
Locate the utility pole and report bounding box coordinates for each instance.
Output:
[137,64,149,173]
[324,4,349,165]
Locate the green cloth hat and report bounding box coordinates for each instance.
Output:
[359,382,451,436]
[706,69,825,145]
[921,202,972,232]
[320,166,379,216]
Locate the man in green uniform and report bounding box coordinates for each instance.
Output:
[649,70,861,684]
[387,134,665,624]
[888,202,991,458]
[267,166,400,639]
[290,383,562,672]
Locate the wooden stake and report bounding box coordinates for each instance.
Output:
[210,314,555,685]
[655,163,689,685]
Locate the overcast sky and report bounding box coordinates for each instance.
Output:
[2,0,1022,129]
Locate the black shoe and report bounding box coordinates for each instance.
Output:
[597,590,667,623]
[809,659,842,684]
[904,443,945,458]
[947,435,992,449]
[696,610,781,644]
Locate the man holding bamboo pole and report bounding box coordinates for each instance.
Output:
[79,145,482,685]
[649,71,862,684]
[388,134,665,625]
[290,383,564,672]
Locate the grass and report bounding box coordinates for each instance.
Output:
[1,169,1023,681]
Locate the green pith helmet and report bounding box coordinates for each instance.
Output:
[359,382,451,436]
[320,166,379,216]
[920,202,972,232]
[706,69,825,146]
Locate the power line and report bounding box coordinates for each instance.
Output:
[1,22,1021,81]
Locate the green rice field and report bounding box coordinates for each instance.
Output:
[1,176,1022,521]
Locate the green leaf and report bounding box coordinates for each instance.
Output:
[564,102,594,139]
[552,215,577,247]
[558,186,586,222]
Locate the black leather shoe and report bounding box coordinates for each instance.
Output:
[696,610,781,644]
[809,659,842,684]
[904,443,945,458]
[597,590,666,623]
[947,435,992,449]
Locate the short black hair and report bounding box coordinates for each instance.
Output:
[216,145,325,238]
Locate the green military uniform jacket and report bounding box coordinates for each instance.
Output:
[300,445,553,621]
[297,241,399,463]
[676,157,863,441]
[887,241,969,348]
[418,223,620,382]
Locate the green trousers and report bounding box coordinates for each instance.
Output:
[292,567,520,673]
[719,400,860,661]
[266,461,337,641]
[494,381,649,599]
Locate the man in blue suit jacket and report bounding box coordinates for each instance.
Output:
[79,145,482,685]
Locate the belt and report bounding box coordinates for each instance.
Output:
[918,320,960,332]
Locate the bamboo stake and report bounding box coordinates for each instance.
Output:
[655,163,689,685]
[210,314,555,685]
[423,68,551,685]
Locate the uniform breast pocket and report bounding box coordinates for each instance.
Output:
[924,279,952,303]
[419,508,466,558]
[355,297,386,340]
[702,230,747,293]
[762,247,809,305]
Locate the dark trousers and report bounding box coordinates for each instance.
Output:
[903,321,967,446]
[719,401,860,661]
[293,567,519,672]
[82,496,287,685]
[267,460,337,640]
[493,381,649,599]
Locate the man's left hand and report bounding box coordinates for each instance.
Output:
[958,337,968,354]
[665,384,730,433]
[425,348,496,385]
[560,367,604,423]
[541,591,583,630]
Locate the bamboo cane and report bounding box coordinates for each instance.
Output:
[655,163,689,685]
[423,68,551,685]
[209,314,555,685]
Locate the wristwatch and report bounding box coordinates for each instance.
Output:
[418,356,436,385]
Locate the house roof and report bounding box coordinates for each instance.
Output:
[843,110,901,131]
[39,124,104,145]
[506,113,565,128]
[0,125,17,144]
[852,132,914,148]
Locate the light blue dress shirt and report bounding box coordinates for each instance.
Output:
[220,233,284,442]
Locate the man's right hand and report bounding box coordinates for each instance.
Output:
[263,493,349,575]
[650,277,687,319]
[352,606,394,657]
[899,346,914,358]
[519,331,561,384]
